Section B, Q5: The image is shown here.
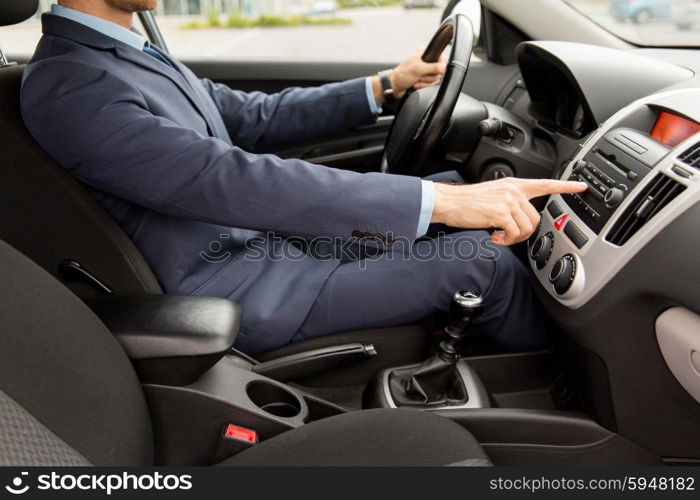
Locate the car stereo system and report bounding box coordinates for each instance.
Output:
[528,90,700,308]
[562,128,662,234]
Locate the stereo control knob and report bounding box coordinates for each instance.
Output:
[604,187,624,208]
[572,160,587,174]
[549,254,576,295]
[528,216,543,247]
[530,233,553,270]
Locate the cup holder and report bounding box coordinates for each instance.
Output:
[246,381,302,418]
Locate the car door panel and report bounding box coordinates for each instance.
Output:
[183,58,519,102]
[182,58,520,171]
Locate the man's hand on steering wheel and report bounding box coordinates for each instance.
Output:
[370,50,448,103]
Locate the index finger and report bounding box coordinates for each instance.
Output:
[514,178,588,200]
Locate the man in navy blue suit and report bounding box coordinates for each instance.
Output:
[21,0,586,353]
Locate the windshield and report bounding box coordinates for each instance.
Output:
[564,0,700,47]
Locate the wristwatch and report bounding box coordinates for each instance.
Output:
[378,69,396,104]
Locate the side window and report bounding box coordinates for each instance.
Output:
[154,1,447,61]
[564,0,700,47]
[0,0,482,63]
[0,3,43,59]
[0,0,147,59]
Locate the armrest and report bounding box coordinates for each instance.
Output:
[88,294,240,386]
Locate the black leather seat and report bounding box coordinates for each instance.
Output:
[0,0,429,365]
[0,238,490,467]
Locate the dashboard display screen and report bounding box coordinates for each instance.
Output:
[651,111,700,147]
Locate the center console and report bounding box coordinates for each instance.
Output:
[89,293,347,465]
[87,280,665,466]
[528,89,700,308]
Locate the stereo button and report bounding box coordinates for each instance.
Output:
[564,222,589,249]
[547,201,563,218]
[589,188,604,202]
[601,174,616,187]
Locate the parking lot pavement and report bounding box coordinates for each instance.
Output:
[157,7,443,62]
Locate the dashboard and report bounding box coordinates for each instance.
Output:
[516,44,596,138]
[478,40,700,458]
[515,41,694,138]
[527,92,700,308]
[505,41,700,309]
[436,33,700,456]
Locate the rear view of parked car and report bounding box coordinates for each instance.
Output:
[404,0,442,9]
[609,0,671,23]
[671,0,700,29]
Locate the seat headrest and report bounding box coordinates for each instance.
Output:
[0,0,39,27]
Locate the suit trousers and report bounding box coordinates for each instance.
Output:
[291,171,547,351]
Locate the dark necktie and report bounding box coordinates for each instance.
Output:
[143,41,175,70]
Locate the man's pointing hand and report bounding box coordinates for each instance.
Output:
[431,177,588,246]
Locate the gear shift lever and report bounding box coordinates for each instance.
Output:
[438,291,484,364]
[387,291,483,406]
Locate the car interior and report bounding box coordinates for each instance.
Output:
[0,0,699,466]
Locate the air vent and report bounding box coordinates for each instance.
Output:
[678,141,700,169]
[607,174,685,246]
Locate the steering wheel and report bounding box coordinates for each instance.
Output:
[382,14,474,177]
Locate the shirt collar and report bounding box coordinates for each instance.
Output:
[50,4,147,51]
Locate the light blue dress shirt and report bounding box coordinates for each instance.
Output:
[51,4,434,237]
[51,4,146,49]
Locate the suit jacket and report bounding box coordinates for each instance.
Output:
[20,14,422,353]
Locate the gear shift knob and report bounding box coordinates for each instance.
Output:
[450,290,484,320]
[440,290,483,363]
[445,291,483,339]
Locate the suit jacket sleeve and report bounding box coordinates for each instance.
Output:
[21,61,421,243]
[199,77,376,152]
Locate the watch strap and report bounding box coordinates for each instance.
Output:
[378,69,396,103]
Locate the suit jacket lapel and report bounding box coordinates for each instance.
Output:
[113,45,217,136]
[42,14,218,137]
[170,57,231,137]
